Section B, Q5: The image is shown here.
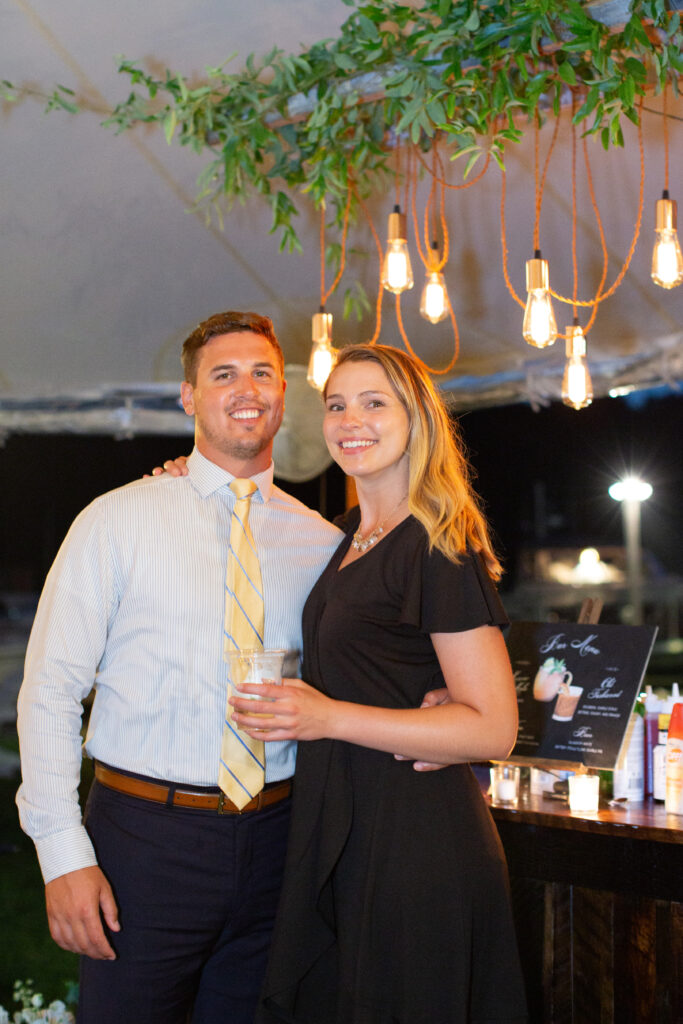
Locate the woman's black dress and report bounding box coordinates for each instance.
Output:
[259,515,528,1024]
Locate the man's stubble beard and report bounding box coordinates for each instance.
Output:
[223,437,270,460]
[201,410,283,463]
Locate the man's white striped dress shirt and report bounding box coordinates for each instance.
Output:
[17,449,342,883]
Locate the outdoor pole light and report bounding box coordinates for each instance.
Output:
[608,476,653,626]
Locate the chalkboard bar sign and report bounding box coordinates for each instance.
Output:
[506,621,658,769]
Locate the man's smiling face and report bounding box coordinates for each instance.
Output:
[180,331,286,475]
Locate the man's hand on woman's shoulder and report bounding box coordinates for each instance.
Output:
[144,455,190,479]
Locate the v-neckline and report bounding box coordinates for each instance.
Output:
[336,514,412,573]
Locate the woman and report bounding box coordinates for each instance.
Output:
[231,344,528,1024]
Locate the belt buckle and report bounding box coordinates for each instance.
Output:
[217,792,242,815]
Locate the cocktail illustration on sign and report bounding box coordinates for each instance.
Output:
[533,657,572,701]
[533,657,582,722]
[552,682,584,722]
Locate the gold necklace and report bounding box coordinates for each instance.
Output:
[352,494,408,553]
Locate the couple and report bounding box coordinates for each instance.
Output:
[17,311,527,1023]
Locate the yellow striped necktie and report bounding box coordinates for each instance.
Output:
[219,478,265,808]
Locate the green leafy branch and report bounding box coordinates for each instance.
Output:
[4,1,681,257]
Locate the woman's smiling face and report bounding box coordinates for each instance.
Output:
[323,359,410,483]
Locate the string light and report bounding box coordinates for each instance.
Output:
[307,196,349,390]
[561,319,593,410]
[307,309,336,391]
[652,86,682,290]
[523,250,558,348]
[381,204,413,294]
[419,270,449,323]
[651,190,683,289]
[420,242,449,323]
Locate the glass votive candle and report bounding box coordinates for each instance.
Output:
[530,767,565,795]
[568,772,600,813]
[490,763,521,807]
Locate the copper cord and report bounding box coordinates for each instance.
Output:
[550,94,645,306]
[500,160,526,309]
[319,185,353,308]
[571,103,578,320]
[394,291,460,376]
[425,144,439,262]
[410,153,428,269]
[499,108,561,309]
[534,108,562,252]
[319,200,326,305]
[533,119,540,252]
[582,133,609,334]
[500,96,645,313]
[430,144,450,271]
[412,138,492,191]
[663,82,669,191]
[328,88,649,372]
[351,182,383,345]
[411,140,449,273]
[395,141,402,206]
[404,144,411,212]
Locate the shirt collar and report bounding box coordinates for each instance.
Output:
[186,448,275,502]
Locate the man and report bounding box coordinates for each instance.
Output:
[16,311,343,1023]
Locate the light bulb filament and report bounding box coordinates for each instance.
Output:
[383,241,413,294]
[420,271,449,324]
[562,324,593,410]
[307,311,336,391]
[382,207,414,295]
[523,255,557,348]
[524,291,557,348]
[652,229,683,289]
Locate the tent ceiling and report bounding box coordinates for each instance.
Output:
[2,1,682,463]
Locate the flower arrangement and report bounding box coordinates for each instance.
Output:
[0,981,77,1024]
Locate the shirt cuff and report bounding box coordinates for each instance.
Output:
[35,826,98,885]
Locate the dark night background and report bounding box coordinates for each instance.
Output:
[1,390,681,598]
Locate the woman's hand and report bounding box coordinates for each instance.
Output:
[229,678,336,742]
[395,687,452,771]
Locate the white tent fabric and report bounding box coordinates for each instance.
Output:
[2,1,682,478]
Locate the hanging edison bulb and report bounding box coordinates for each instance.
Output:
[420,270,450,323]
[381,205,413,294]
[523,250,558,348]
[562,320,593,410]
[307,309,336,391]
[651,191,683,289]
[419,242,449,324]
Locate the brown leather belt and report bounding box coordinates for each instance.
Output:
[94,763,292,815]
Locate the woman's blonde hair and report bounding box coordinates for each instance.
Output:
[325,344,502,580]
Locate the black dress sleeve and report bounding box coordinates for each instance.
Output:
[399,536,508,634]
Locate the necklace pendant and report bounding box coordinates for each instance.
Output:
[351,495,407,554]
[352,530,374,553]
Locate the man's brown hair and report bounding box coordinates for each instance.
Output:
[181,311,284,384]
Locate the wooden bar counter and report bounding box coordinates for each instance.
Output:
[482,784,683,1023]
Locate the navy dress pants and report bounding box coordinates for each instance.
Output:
[78,779,291,1024]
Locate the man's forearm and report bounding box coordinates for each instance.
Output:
[16,502,111,881]
[17,669,98,882]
